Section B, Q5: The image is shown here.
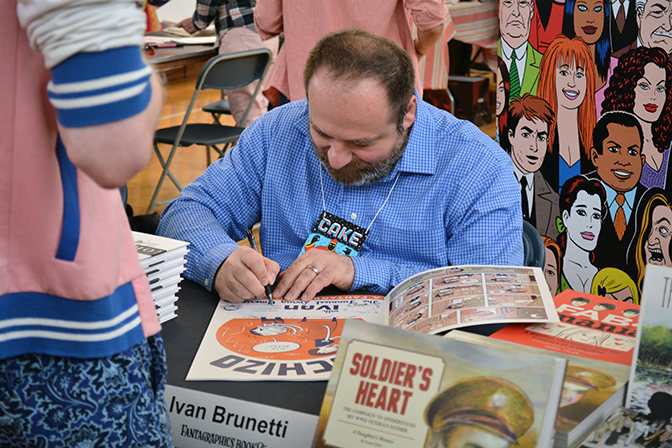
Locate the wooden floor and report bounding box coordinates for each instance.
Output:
[127,68,497,217]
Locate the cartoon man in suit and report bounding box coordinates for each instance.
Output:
[508,94,560,239]
[608,0,639,53]
[589,111,646,276]
[499,0,543,100]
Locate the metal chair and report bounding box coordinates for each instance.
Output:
[146,48,273,213]
[522,220,546,268]
[202,97,232,125]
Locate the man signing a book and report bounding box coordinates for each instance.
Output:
[157,29,523,303]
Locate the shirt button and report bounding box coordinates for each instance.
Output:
[204,278,209,286]
[351,213,357,220]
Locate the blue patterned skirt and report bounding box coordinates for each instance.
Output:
[0,334,173,447]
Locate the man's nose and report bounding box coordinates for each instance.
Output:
[512,2,521,15]
[328,143,353,170]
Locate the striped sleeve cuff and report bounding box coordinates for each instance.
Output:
[48,46,152,128]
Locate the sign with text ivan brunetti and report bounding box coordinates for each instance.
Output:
[322,341,445,447]
[166,385,319,448]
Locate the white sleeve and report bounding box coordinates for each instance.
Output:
[17,0,146,68]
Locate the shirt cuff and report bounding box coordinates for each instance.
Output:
[350,257,390,295]
[48,46,152,128]
[199,241,242,291]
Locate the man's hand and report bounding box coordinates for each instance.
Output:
[273,251,355,301]
[177,17,198,34]
[214,247,280,303]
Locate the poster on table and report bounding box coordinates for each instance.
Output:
[186,295,385,381]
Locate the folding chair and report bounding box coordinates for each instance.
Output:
[146,47,273,213]
[202,97,231,125]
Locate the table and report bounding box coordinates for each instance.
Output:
[146,44,217,72]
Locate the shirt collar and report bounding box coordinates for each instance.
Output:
[393,91,438,176]
[601,180,638,208]
[513,164,534,186]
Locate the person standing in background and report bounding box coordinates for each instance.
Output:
[178,1,279,126]
[1,1,172,446]
[253,0,446,106]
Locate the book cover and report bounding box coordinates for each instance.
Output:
[132,230,189,269]
[489,290,641,448]
[312,319,567,448]
[186,294,386,381]
[626,264,672,417]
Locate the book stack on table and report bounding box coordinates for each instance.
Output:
[446,289,640,448]
[132,231,189,324]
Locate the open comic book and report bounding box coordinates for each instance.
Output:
[486,290,641,448]
[626,265,672,416]
[312,319,567,448]
[186,265,559,381]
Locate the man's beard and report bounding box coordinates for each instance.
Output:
[313,128,410,186]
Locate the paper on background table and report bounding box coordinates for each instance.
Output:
[144,36,216,45]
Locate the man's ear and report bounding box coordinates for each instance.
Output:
[591,146,600,166]
[403,95,417,131]
[509,128,515,139]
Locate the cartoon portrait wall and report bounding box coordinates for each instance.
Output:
[497,0,672,304]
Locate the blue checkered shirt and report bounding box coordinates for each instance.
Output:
[192,0,256,35]
[157,96,523,295]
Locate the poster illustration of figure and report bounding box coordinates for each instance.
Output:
[501,0,672,305]
[508,94,560,239]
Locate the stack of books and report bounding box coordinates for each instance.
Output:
[446,289,640,448]
[132,231,189,324]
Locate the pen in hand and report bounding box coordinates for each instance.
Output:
[246,228,274,305]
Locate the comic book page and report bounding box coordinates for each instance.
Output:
[626,265,672,415]
[385,265,559,334]
[312,319,567,448]
[186,295,385,381]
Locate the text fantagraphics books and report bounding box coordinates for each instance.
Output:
[312,319,567,448]
[626,264,672,416]
[187,265,560,381]
[132,231,189,324]
[488,290,641,448]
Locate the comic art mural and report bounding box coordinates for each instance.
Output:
[497,0,672,303]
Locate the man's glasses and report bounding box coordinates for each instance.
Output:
[502,0,533,9]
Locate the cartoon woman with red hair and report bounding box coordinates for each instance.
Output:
[537,35,597,193]
[601,46,672,189]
